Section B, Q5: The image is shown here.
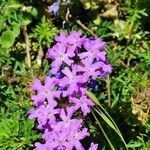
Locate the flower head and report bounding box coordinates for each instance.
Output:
[70,95,94,116]
[30,77,61,106]
[29,31,112,149]
[47,44,75,73]
[29,104,60,129]
[48,0,60,15]
[89,142,98,150]
[60,66,86,96]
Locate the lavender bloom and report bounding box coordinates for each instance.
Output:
[43,129,69,149]
[61,66,86,95]
[48,0,71,16]
[30,78,43,91]
[89,142,98,150]
[78,38,106,61]
[34,142,53,150]
[77,58,101,80]
[66,31,83,51]
[29,104,60,129]
[55,32,68,44]
[51,107,77,131]
[42,119,89,150]
[47,44,75,73]
[101,62,112,73]
[48,0,60,15]
[67,127,90,150]
[70,95,94,116]
[31,77,61,106]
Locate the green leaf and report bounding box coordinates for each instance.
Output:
[87,91,128,150]
[18,12,32,26]
[12,24,20,37]
[92,111,115,150]
[94,108,118,132]
[31,7,38,18]
[127,142,143,148]
[86,90,100,105]
[0,30,15,48]
[23,120,34,144]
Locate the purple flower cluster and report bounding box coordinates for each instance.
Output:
[29,31,112,150]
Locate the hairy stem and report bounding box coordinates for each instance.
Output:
[75,19,97,37]
[36,46,43,66]
[23,26,31,68]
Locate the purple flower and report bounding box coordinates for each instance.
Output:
[51,107,77,131]
[29,104,60,129]
[70,95,94,116]
[77,58,101,80]
[31,77,61,106]
[60,66,86,95]
[43,129,69,149]
[34,142,53,150]
[30,78,43,91]
[55,32,68,44]
[84,38,105,52]
[101,62,112,73]
[48,0,60,15]
[66,31,82,49]
[43,119,88,150]
[78,38,106,61]
[89,142,98,150]
[47,44,75,73]
[67,127,90,150]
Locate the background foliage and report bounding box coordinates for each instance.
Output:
[0,0,150,149]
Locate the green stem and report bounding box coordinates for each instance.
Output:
[106,75,111,107]
[92,111,115,150]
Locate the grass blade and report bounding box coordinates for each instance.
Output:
[92,111,115,150]
[86,90,128,150]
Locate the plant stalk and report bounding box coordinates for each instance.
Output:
[23,26,31,68]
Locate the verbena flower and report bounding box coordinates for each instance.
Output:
[31,77,61,106]
[29,104,60,129]
[48,0,61,15]
[29,31,112,150]
[60,66,86,95]
[78,38,106,61]
[48,0,71,15]
[41,117,89,150]
[51,107,77,131]
[66,31,83,50]
[70,95,94,116]
[89,143,99,150]
[55,32,68,44]
[77,58,102,80]
[34,142,52,150]
[47,44,75,73]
